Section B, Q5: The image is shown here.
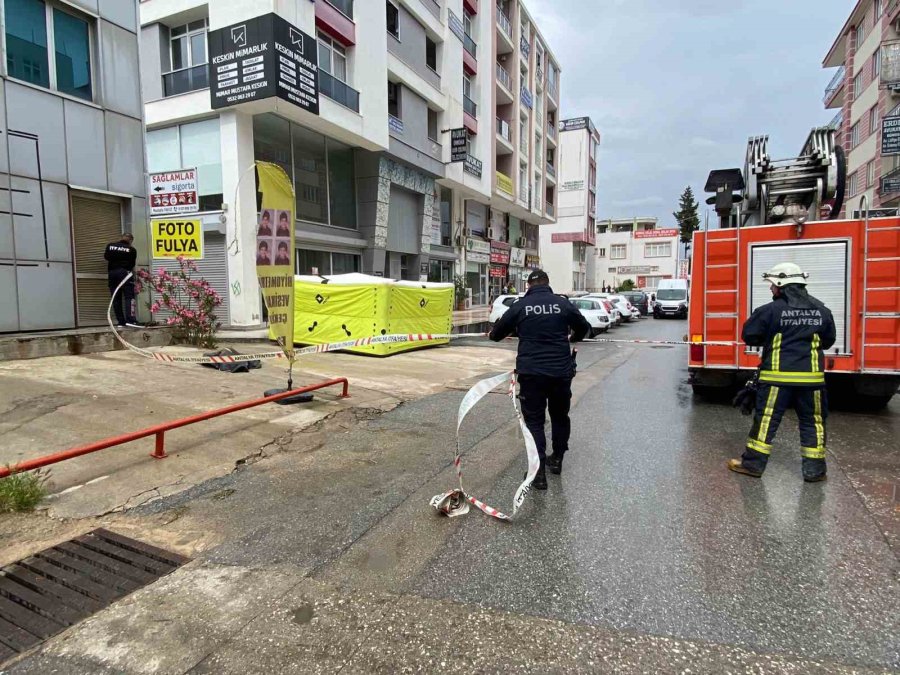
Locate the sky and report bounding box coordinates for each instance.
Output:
[526,0,851,226]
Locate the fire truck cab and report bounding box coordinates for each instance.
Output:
[688,128,900,409]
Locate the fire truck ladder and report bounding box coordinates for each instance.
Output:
[860,196,900,373]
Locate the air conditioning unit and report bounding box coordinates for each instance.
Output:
[517,237,527,247]
[487,227,496,239]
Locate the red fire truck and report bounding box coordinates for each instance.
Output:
[688,128,900,409]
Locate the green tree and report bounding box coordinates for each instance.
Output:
[674,186,700,244]
[617,279,636,292]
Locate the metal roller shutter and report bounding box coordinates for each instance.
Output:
[72,196,122,326]
[152,233,230,327]
[750,241,849,354]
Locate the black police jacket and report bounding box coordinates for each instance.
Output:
[742,292,836,387]
[104,241,137,273]
[489,285,591,378]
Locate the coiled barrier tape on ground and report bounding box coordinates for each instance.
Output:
[430,371,540,521]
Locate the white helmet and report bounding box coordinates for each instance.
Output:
[762,262,809,287]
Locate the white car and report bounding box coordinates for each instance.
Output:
[587,293,635,323]
[571,297,612,337]
[488,294,523,324]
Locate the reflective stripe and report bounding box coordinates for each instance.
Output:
[813,389,826,452]
[759,370,826,384]
[771,333,782,372]
[811,334,820,373]
[758,386,779,443]
[746,438,773,454]
[802,446,827,459]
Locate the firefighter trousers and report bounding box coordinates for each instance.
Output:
[742,384,828,479]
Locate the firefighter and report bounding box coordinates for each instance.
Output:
[489,270,591,490]
[729,262,836,482]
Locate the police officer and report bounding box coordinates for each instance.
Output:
[729,262,836,482]
[489,269,591,489]
[104,233,139,328]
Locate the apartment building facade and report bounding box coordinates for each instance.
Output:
[539,116,598,294]
[1,0,147,333]
[593,218,679,291]
[823,0,900,217]
[138,0,558,326]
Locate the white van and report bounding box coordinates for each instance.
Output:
[653,279,689,319]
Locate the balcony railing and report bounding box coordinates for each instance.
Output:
[888,0,900,20]
[519,134,528,155]
[464,34,477,58]
[163,64,208,97]
[823,65,845,103]
[828,111,843,130]
[318,71,360,112]
[496,62,512,90]
[536,109,543,126]
[547,121,557,139]
[463,95,477,118]
[546,202,555,217]
[324,0,353,18]
[518,184,529,205]
[496,117,511,142]
[497,6,512,38]
[546,163,556,179]
[548,80,558,101]
[882,43,900,87]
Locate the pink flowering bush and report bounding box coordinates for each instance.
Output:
[136,256,222,348]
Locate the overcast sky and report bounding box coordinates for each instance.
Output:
[527,0,850,226]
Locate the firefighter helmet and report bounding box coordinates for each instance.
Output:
[762,262,809,287]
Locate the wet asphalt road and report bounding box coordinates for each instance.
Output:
[9,317,898,673]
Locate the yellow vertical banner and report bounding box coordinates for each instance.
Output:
[255,161,295,360]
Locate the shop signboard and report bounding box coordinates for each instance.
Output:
[151,218,203,259]
[559,180,584,192]
[149,168,198,216]
[525,254,541,269]
[464,154,483,178]
[490,242,510,265]
[617,265,655,274]
[450,128,468,162]
[882,115,900,156]
[633,228,679,239]
[510,247,526,267]
[208,13,319,114]
[490,265,507,278]
[466,237,491,264]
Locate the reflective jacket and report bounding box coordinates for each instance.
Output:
[489,285,591,377]
[742,293,836,387]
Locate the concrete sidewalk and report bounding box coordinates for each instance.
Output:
[0,337,511,555]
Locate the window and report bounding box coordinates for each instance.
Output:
[317,32,348,82]
[644,242,672,258]
[427,108,439,141]
[851,121,861,147]
[849,170,860,196]
[426,37,437,72]
[463,11,472,37]
[5,0,93,100]
[428,259,454,283]
[870,105,880,136]
[387,2,399,38]
[867,160,875,187]
[598,248,606,257]
[147,119,223,212]
[610,244,627,259]
[463,73,472,99]
[853,70,863,99]
[388,81,401,118]
[252,114,357,230]
[170,19,207,71]
[856,22,865,46]
[296,250,361,276]
[876,0,883,17]
[874,48,882,79]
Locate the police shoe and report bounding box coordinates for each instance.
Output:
[526,466,548,490]
[546,455,563,475]
[727,459,762,477]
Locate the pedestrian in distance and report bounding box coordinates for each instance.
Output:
[104,233,139,328]
[729,263,836,483]
[489,269,591,490]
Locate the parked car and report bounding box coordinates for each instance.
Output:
[590,293,636,323]
[571,298,613,337]
[601,299,623,326]
[622,291,649,316]
[488,294,523,325]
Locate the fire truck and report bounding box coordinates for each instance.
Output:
[688,127,900,409]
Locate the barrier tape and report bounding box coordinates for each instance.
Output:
[430,370,540,521]
[583,337,737,347]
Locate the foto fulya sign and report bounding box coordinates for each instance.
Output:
[151,219,203,259]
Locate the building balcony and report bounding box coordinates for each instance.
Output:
[464,97,478,134]
[547,79,559,109]
[882,46,900,91]
[520,35,531,60]
[496,63,513,103]
[163,64,208,97]
[535,108,543,130]
[497,6,513,50]
[828,110,843,130]
[823,65,845,109]
[496,171,514,197]
[496,118,513,154]
[546,202,554,218]
[464,0,478,14]
[316,0,356,45]
[519,134,528,156]
[318,71,360,112]
[464,95,477,118]
[518,184,530,207]
[463,35,477,74]
[546,163,556,183]
[889,0,900,22]
[324,0,352,17]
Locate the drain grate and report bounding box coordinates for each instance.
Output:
[0,528,189,664]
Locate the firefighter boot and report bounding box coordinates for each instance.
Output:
[546,453,563,475]
[727,459,763,478]
[802,458,827,483]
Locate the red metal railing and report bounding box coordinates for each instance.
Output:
[0,379,350,478]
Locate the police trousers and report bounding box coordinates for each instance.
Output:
[517,374,572,462]
[742,383,828,479]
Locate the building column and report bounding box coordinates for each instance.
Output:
[220,110,263,327]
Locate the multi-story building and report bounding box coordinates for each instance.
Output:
[823,0,900,217]
[539,117,598,294]
[593,218,679,291]
[138,0,558,326]
[1,0,147,333]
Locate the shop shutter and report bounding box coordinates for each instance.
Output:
[750,241,849,354]
[153,233,230,327]
[387,186,421,254]
[71,195,122,326]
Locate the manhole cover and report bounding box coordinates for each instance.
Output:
[0,528,188,665]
